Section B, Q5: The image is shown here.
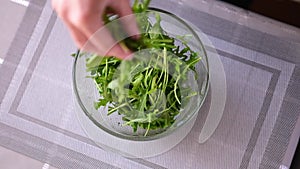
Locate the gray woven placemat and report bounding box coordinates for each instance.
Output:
[0,0,299,168]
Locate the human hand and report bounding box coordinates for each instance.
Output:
[52,0,140,59]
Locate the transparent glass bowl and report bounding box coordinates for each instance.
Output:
[73,8,209,141]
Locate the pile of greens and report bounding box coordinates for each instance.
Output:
[84,0,201,136]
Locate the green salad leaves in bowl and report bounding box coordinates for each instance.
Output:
[73,0,209,141]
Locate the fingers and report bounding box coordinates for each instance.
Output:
[64,21,99,53]
[52,0,137,59]
[88,25,132,59]
[75,11,132,59]
[109,0,140,39]
[74,1,135,59]
[66,20,132,59]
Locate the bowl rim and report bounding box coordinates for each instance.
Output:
[72,7,210,141]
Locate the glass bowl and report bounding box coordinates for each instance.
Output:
[73,8,209,141]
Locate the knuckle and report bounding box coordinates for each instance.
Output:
[75,38,87,48]
[51,0,56,9]
[59,9,69,20]
[72,11,91,26]
[52,0,64,14]
[54,5,69,19]
[76,41,84,49]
